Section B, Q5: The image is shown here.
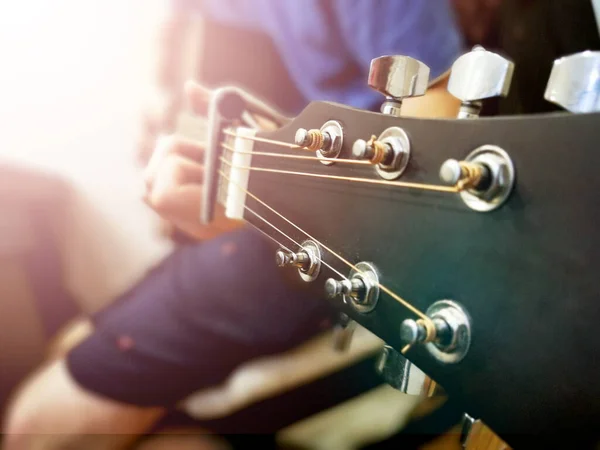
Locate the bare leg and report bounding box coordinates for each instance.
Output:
[132,428,230,450]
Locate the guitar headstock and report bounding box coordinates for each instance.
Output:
[203,48,600,445]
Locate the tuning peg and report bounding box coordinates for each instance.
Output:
[399,300,472,364]
[324,262,380,313]
[352,135,395,165]
[275,241,321,282]
[544,50,600,113]
[460,413,481,449]
[276,248,311,270]
[439,158,490,191]
[375,345,432,395]
[294,120,344,165]
[325,278,365,301]
[368,55,430,116]
[448,46,514,118]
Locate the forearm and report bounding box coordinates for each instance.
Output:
[143,7,193,137]
[136,7,194,167]
[153,8,191,95]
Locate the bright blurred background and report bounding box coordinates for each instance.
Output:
[0,0,178,408]
[0,0,172,307]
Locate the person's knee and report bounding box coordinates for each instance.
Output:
[133,430,231,450]
[3,414,74,450]
[3,359,163,450]
[2,319,94,448]
[2,390,72,450]
[46,317,94,360]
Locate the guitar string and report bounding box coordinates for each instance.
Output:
[219,143,346,279]
[247,219,293,253]
[220,156,459,194]
[220,144,347,281]
[243,205,347,280]
[223,130,309,151]
[255,208,412,355]
[218,169,431,322]
[227,178,415,355]
[241,203,409,351]
[221,142,372,166]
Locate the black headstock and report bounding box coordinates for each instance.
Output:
[205,49,600,447]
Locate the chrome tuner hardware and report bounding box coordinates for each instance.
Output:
[544,50,600,113]
[376,345,431,395]
[295,120,344,165]
[368,55,430,116]
[448,45,514,119]
[440,145,515,212]
[400,300,471,364]
[275,240,321,282]
[325,262,380,313]
[352,127,411,180]
[439,159,490,191]
[460,413,481,449]
[331,313,356,352]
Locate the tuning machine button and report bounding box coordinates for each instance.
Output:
[544,50,600,113]
[295,120,344,165]
[353,127,411,180]
[448,46,514,119]
[325,262,380,313]
[440,145,515,212]
[401,300,471,364]
[368,55,430,116]
[276,240,321,282]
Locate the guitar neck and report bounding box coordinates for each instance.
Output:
[203,46,600,448]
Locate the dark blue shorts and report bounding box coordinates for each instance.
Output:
[66,226,334,407]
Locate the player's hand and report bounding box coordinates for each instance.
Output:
[143,81,244,241]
